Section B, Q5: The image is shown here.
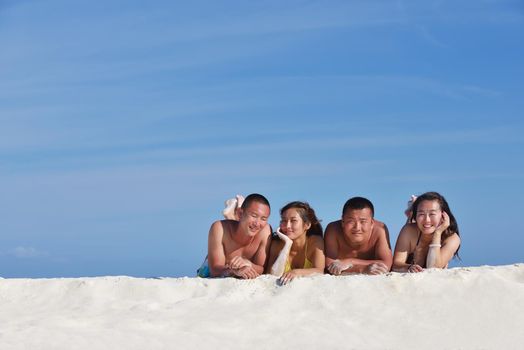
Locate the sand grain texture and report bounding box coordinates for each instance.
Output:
[1,264,523,349]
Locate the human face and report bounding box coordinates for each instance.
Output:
[238,202,270,237]
[341,208,374,245]
[415,200,443,235]
[280,208,311,240]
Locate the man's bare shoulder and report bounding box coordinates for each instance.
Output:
[209,219,237,237]
[374,219,385,228]
[255,224,272,241]
[325,220,342,235]
[372,220,386,233]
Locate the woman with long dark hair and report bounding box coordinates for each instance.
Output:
[266,201,325,284]
[393,192,461,272]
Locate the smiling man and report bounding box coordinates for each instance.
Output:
[203,193,272,279]
[325,197,392,275]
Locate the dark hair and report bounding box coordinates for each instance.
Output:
[280,201,323,237]
[342,197,374,217]
[410,191,460,257]
[241,193,270,210]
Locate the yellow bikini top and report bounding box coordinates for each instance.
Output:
[284,238,314,273]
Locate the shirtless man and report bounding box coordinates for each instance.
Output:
[206,193,272,279]
[325,196,392,275]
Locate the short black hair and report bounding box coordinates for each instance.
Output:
[241,193,270,210]
[342,197,374,217]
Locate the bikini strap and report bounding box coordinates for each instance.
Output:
[415,231,422,247]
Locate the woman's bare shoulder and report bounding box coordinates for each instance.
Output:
[398,223,419,239]
[443,232,461,245]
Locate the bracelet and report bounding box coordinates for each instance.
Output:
[429,244,441,248]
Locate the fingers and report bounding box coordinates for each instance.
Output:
[278,272,296,285]
[247,267,259,279]
[233,266,259,279]
[328,262,343,275]
[244,269,258,279]
[408,264,423,273]
[327,263,335,275]
[275,228,292,243]
[443,211,450,226]
[436,212,451,233]
[367,262,389,275]
[228,256,250,269]
[227,256,241,269]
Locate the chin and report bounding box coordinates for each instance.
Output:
[349,236,364,244]
[248,229,259,236]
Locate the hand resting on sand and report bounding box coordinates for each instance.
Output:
[327,260,353,275]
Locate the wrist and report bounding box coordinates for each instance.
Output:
[433,229,444,237]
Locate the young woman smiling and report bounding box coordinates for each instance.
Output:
[392,192,461,273]
[266,201,325,284]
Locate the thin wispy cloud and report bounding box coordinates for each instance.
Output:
[0,73,508,159]
[9,123,521,157]
[8,246,49,259]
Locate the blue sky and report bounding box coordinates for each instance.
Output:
[1,0,523,278]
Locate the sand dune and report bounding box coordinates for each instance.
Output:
[1,264,523,349]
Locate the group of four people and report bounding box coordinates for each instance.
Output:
[198,192,461,284]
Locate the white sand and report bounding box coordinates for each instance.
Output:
[1,264,523,349]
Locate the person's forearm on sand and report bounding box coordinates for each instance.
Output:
[269,229,293,276]
[326,258,352,275]
[291,267,324,276]
[210,265,233,278]
[227,256,264,275]
[269,242,292,276]
[426,231,443,268]
[269,245,292,276]
[332,258,388,274]
[344,258,387,273]
[392,261,424,273]
[392,262,410,272]
[230,265,259,279]
[278,267,324,285]
[427,212,454,269]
